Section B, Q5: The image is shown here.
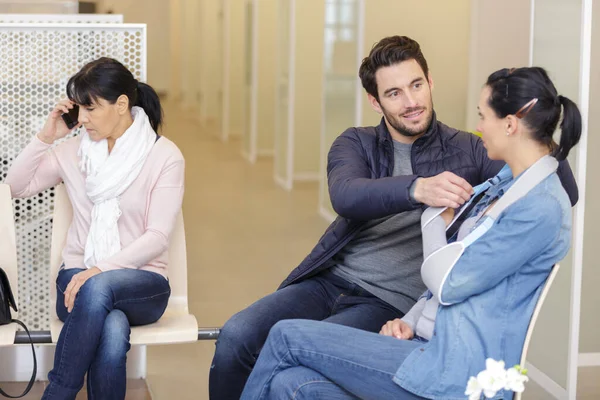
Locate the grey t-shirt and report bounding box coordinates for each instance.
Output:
[330,140,426,314]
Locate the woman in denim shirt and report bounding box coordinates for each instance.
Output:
[240,66,582,400]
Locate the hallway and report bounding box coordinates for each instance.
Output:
[145,102,329,399]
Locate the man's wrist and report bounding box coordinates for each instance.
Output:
[400,316,416,331]
[410,178,422,204]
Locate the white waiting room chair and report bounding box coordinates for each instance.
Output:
[49,184,198,345]
[0,184,19,346]
[514,263,560,400]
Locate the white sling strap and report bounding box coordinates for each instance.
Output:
[421,156,558,305]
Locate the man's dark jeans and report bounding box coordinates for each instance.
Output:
[209,270,404,399]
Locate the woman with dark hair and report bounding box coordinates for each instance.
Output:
[5,57,184,399]
[240,66,581,400]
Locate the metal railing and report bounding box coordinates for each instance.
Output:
[14,328,221,344]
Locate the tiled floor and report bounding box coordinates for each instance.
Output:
[0,379,150,399]
[3,102,600,399]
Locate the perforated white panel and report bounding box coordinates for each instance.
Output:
[0,23,146,330]
[0,14,124,23]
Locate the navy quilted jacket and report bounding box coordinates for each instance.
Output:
[279,114,578,289]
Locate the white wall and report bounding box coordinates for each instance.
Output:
[181,0,202,109]
[361,0,471,131]
[318,0,362,220]
[465,0,531,131]
[580,0,600,355]
[293,0,324,176]
[169,0,183,100]
[527,0,583,389]
[0,0,77,13]
[198,0,223,129]
[224,0,246,138]
[255,0,277,155]
[97,0,171,94]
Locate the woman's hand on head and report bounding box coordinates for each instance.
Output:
[64,267,102,313]
[38,99,81,144]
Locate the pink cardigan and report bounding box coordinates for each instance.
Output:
[5,134,185,278]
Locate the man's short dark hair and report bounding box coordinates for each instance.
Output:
[358,36,429,102]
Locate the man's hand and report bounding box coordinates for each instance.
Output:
[64,267,102,313]
[413,172,474,208]
[379,318,414,340]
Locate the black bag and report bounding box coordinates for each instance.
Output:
[0,268,37,398]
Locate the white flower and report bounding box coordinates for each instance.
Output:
[465,376,483,400]
[505,367,529,393]
[476,359,507,398]
[466,359,530,399]
[485,358,507,377]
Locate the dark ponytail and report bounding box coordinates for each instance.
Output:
[67,57,164,133]
[555,95,582,161]
[485,67,582,161]
[135,81,163,132]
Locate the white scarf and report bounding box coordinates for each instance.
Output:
[79,106,156,267]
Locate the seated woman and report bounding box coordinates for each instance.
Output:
[240,66,581,400]
[5,58,184,400]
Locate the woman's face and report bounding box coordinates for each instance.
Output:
[476,86,510,161]
[77,97,127,142]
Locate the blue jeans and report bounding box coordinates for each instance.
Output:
[241,319,427,399]
[209,271,404,400]
[42,268,171,400]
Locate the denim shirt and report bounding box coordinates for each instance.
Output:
[393,168,572,400]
